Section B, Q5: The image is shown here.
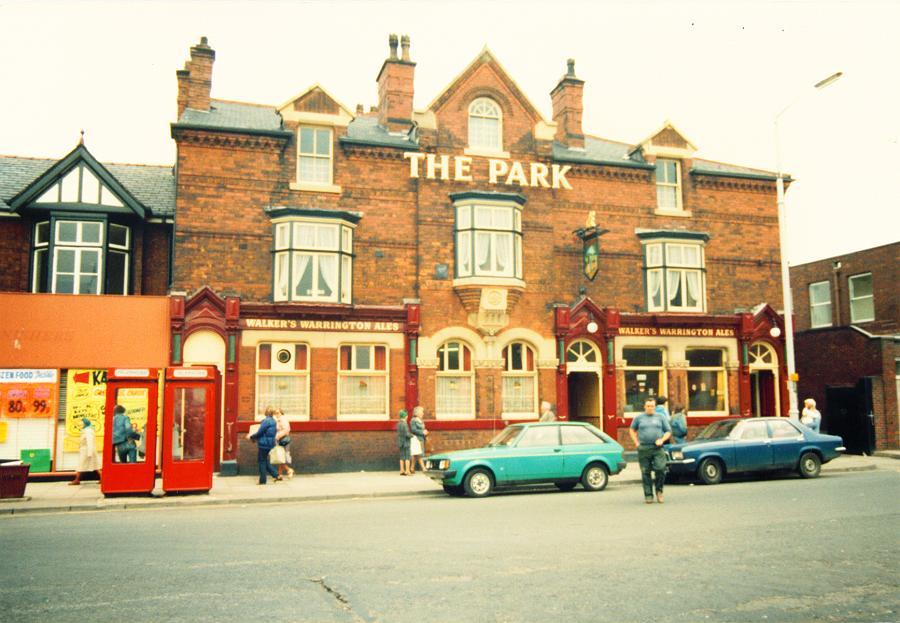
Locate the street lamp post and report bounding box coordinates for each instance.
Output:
[774,71,843,421]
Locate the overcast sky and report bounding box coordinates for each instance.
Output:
[1,0,897,265]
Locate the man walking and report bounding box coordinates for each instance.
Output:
[629,398,671,504]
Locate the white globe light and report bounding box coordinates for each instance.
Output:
[587,321,599,334]
[769,326,782,338]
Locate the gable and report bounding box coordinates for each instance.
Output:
[294,87,340,115]
[631,121,697,159]
[652,126,691,150]
[278,84,354,126]
[427,49,543,123]
[9,144,148,218]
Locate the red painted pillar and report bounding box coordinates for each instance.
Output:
[223,297,241,463]
[404,303,421,414]
[554,305,570,420]
[602,308,620,436]
[738,313,753,418]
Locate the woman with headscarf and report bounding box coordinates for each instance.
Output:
[70,418,101,485]
[408,406,429,474]
[396,409,412,475]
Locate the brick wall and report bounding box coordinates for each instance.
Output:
[0,219,31,292]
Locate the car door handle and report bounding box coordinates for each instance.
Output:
[554,448,562,453]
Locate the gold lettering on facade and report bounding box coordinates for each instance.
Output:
[403,151,573,190]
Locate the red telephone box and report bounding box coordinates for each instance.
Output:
[101,368,160,495]
[161,366,219,493]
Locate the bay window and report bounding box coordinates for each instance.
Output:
[455,201,523,279]
[641,236,706,312]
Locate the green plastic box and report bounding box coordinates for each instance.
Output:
[20,449,52,473]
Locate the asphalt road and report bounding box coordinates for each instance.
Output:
[1,469,898,623]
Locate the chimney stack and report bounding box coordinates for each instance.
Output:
[177,36,216,118]
[550,58,585,149]
[377,33,416,133]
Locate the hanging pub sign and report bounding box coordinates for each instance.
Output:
[574,212,608,281]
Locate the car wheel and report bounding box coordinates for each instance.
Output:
[698,458,724,485]
[555,482,577,492]
[798,452,821,478]
[442,484,464,496]
[581,463,609,491]
[463,468,494,498]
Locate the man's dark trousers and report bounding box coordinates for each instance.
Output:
[257,447,279,484]
[637,445,667,500]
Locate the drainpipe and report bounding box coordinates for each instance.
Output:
[831,260,842,325]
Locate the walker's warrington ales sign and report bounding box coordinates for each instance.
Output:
[617,327,736,337]
[241,318,403,332]
[404,152,573,189]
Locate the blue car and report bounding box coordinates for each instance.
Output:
[666,417,845,485]
[424,422,626,498]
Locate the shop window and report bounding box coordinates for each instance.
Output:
[436,341,474,419]
[272,219,353,303]
[848,273,874,323]
[643,241,705,312]
[808,281,832,328]
[687,349,727,414]
[256,343,309,420]
[455,202,523,279]
[338,345,388,420]
[623,347,665,414]
[31,219,131,295]
[468,97,502,152]
[655,159,682,211]
[297,126,333,186]
[501,342,537,418]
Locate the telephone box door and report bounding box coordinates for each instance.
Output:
[161,367,218,493]
[101,369,159,495]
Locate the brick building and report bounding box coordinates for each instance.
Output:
[1,35,799,475]
[791,242,899,452]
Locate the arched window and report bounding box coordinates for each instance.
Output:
[436,341,474,419]
[566,340,599,366]
[502,342,537,418]
[748,342,777,368]
[468,97,502,151]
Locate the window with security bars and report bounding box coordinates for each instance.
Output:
[502,342,537,418]
[644,241,705,312]
[256,343,309,420]
[338,345,388,420]
[468,97,502,151]
[436,341,474,419]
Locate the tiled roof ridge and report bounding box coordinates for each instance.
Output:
[692,156,774,175]
[211,98,277,109]
[0,154,173,170]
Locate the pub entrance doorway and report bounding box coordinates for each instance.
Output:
[565,340,606,434]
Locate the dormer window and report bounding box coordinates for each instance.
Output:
[468,98,502,152]
[655,158,682,211]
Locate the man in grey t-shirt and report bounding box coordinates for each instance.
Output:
[629,398,671,503]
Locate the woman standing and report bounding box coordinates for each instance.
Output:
[409,406,429,474]
[396,409,412,475]
[70,418,101,485]
[274,407,295,480]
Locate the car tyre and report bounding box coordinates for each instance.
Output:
[581,463,609,491]
[463,468,494,498]
[698,458,724,485]
[798,451,821,478]
[555,482,577,492]
[442,484,465,496]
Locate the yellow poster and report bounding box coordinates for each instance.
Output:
[115,387,149,433]
[64,369,107,452]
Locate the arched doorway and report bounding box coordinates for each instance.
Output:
[566,340,604,431]
[183,330,226,465]
[748,342,780,417]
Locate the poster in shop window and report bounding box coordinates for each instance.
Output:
[63,369,107,452]
[0,369,58,419]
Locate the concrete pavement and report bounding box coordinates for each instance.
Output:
[1,453,892,516]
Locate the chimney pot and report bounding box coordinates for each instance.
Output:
[567,58,576,78]
[200,36,208,46]
[400,34,411,61]
[389,34,399,60]
[356,104,364,115]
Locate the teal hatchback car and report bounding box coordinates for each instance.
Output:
[424,422,626,497]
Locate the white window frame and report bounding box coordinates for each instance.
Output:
[848,272,875,323]
[686,348,728,416]
[337,344,389,421]
[454,200,523,280]
[655,158,683,211]
[51,221,104,295]
[644,240,706,312]
[255,343,310,421]
[501,342,538,419]
[435,341,475,420]
[467,97,502,153]
[272,218,353,304]
[623,347,667,416]
[297,126,334,186]
[808,280,832,328]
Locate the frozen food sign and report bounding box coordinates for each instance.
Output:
[403,152,573,190]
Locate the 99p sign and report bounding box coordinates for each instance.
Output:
[0,369,58,419]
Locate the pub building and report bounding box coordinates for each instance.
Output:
[0,34,799,477]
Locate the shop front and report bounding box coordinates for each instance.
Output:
[555,298,788,445]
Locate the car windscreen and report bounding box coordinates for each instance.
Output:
[695,420,740,440]
[488,426,524,446]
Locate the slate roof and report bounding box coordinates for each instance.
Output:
[175,100,288,136]
[0,155,175,218]
[340,115,418,149]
